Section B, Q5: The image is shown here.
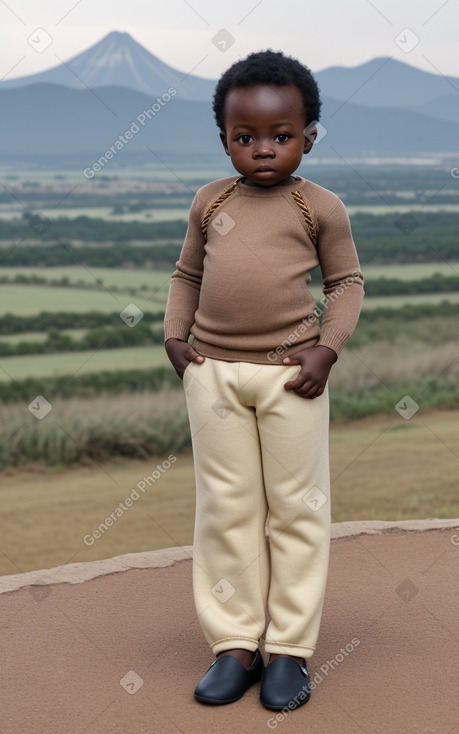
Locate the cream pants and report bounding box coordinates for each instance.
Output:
[183,357,330,658]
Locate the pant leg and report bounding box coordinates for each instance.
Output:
[183,358,270,654]
[247,363,331,658]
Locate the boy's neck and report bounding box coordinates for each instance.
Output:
[241,175,298,188]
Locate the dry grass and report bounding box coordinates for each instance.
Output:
[1,336,459,467]
[330,339,459,392]
[1,387,190,467]
[0,407,458,576]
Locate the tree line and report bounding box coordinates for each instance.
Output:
[2,270,458,296]
[0,211,457,265]
[0,310,164,335]
[0,243,181,268]
[0,323,163,357]
[0,366,180,403]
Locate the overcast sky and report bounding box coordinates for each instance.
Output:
[1,0,457,81]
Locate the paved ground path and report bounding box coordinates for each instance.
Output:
[1,520,458,734]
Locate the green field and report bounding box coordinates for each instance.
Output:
[0,329,92,344]
[0,207,191,222]
[2,262,459,286]
[1,166,231,184]
[2,275,459,321]
[357,262,459,280]
[1,276,459,384]
[0,284,168,315]
[345,204,459,214]
[358,292,459,308]
[3,204,459,221]
[0,345,169,381]
[311,288,459,308]
[0,266,173,290]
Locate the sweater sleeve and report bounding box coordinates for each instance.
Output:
[163,193,206,342]
[315,196,364,355]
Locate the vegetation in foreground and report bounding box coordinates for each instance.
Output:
[1,325,458,468]
[1,407,457,576]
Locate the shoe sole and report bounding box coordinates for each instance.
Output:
[194,692,246,705]
[260,694,310,711]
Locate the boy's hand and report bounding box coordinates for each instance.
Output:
[165,338,205,379]
[283,345,337,398]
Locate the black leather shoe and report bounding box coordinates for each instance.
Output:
[260,657,311,711]
[194,649,263,704]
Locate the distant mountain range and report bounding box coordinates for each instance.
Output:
[1,31,457,164]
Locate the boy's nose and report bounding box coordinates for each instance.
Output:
[253,140,274,158]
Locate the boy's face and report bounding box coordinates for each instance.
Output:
[220,84,315,187]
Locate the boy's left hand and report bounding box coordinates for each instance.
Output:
[283,345,337,399]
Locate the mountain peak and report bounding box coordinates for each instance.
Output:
[105,30,131,37]
[0,31,215,100]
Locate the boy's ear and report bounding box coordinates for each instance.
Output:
[219,131,230,156]
[303,122,318,154]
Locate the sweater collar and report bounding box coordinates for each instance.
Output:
[237,175,305,196]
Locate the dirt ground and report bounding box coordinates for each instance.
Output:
[1,521,458,734]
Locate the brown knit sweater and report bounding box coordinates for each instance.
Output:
[164,175,364,363]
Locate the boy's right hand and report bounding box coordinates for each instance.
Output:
[165,338,205,379]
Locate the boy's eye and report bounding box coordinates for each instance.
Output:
[237,134,253,145]
[275,133,291,143]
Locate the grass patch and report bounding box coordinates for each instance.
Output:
[330,339,459,394]
[2,262,459,286]
[0,266,173,291]
[359,292,459,309]
[1,369,459,468]
[0,388,190,469]
[360,261,459,280]
[0,260,458,290]
[0,345,170,382]
[0,328,90,344]
[0,207,191,222]
[0,284,167,315]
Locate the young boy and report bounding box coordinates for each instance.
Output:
[164,50,364,711]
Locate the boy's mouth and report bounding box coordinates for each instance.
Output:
[254,166,276,172]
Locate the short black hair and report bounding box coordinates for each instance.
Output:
[213,49,321,132]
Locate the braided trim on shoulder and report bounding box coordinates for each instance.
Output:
[291,190,318,246]
[200,178,241,242]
